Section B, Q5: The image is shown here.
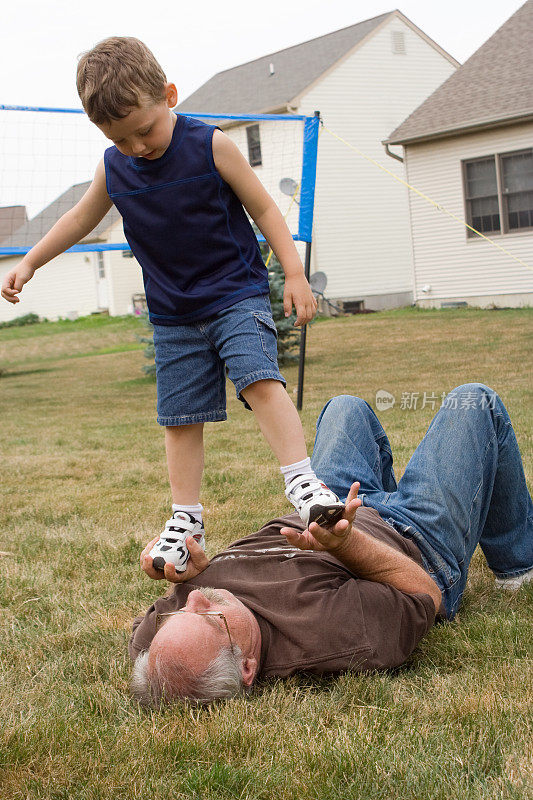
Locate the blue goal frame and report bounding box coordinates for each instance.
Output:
[0,106,320,255]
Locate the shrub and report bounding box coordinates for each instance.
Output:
[0,312,41,329]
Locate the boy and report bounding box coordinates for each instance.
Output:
[1,37,344,575]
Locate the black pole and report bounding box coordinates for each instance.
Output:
[296,239,312,411]
[296,110,320,412]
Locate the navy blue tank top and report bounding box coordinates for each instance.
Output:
[104,114,269,324]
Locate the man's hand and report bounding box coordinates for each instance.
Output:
[283,273,317,327]
[281,482,361,552]
[140,535,210,583]
[284,481,442,611]
[1,261,36,304]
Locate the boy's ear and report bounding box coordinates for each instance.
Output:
[165,83,178,109]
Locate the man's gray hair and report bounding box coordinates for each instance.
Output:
[130,645,245,706]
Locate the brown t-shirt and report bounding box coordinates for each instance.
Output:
[129,508,436,676]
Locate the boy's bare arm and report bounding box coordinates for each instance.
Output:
[281,482,443,613]
[212,130,316,326]
[1,160,112,304]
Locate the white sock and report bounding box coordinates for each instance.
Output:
[280,457,317,489]
[172,502,203,524]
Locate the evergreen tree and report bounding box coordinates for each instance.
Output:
[262,246,300,364]
[255,224,300,365]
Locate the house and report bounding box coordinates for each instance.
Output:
[178,10,458,310]
[384,0,533,308]
[0,183,145,323]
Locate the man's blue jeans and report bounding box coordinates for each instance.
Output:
[311,383,533,619]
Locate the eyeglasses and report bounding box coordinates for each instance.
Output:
[155,609,234,649]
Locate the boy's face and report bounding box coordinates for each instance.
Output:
[98,83,178,160]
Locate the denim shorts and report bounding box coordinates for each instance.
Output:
[153,294,286,425]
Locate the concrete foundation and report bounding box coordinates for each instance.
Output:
[416,292,533,309]
[319,290,414,315]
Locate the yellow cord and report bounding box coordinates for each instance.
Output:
[322,125,533,274]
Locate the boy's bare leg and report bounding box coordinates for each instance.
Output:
[241,380,345,527]
[147,423,205,575]
[165,423,204,504]
[240,380,307,465]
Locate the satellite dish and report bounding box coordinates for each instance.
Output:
[279,177,299,197]
[309,271,327,295]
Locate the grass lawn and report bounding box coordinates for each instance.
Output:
[1,308,532,800]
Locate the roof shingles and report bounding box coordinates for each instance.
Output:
[177,13,392,114]
[0,206,28,243]
[0,182,120,250]
[387,0,533,145]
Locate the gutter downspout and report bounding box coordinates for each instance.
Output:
[382,142,419,305]
[383,142,403,162]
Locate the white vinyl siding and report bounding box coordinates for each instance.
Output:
[224,119,306,265]
[404,122,533,305]
[0,251,99,323]
[295,15,456,301]
[223,14,456,307]
[0,217,145,323]
[105,219,145,316]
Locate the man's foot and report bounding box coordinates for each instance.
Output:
[285,474,345,528]
[149,511,206,572]
[494,567,533,591]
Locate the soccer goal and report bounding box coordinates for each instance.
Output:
[0,106,320,405]
[0,106,319,257]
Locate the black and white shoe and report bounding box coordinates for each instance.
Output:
[285,475,345,528]
[149,511,206,572]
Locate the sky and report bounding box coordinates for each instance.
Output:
[0,0,525,108]
[0,0,525,221]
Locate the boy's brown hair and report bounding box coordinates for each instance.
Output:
[77,37,167,124]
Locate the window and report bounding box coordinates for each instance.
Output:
[501,151,533,230]
[464,157,500,234]
[96,251,106,278]
[463,149,533,236]
[246,124,262,167]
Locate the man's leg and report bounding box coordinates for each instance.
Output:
[368,384,533,617]
[310,395,397,502]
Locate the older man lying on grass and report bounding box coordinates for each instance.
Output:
[130,384,533,705]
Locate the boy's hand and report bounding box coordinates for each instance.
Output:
[140,535,210,583]
[1,261,37,304]
[284,273,317,327]
[280,482,361,553]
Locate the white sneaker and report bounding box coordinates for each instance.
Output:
[149,511,206,572]
[494,567,533,591]
[285,474,345,528]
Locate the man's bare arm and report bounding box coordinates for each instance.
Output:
[281,482,442,613]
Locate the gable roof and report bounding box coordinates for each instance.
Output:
[0,206,28,243]
[386,0,533,145]
[0,182,120,249]
[177,12,395,114]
